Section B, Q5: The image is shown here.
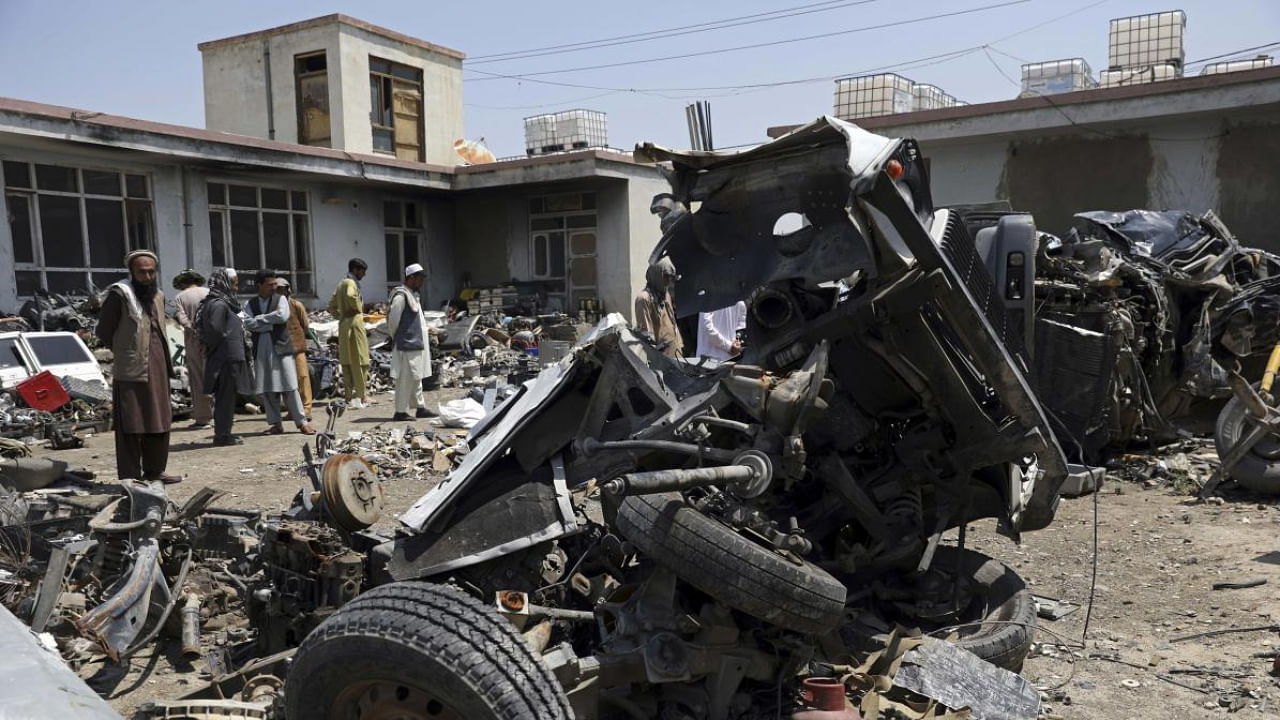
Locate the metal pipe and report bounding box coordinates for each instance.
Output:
[180,592,202,660]
[263,41,275,140]
[581,438,737,464]
[525,604,596,622]
[180,166,194,267]
[604,464,756,496]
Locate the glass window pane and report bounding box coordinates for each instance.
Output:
[86,198,126,267]
[230,209,259,270]
[0,337,24,371]
[581,193,596,210]
[3,161,30,189]
[566,214,594,229]
[533,236,547,276]
[373,128,394,152]
[403,232,420,266]
[209,211,226,267]
[545,194,581,212]
[28,334,93,365]
[261,188,288,209]
[405,203,421,228]
[383,201,400,227]
[7,194,34,263]
[292,215,311,271]
[549,232,566,278]
[16,271,40,297]
[385,233,399,279]
[125,174,148,198]
[35,165,78,192]
[262,213,290,270]
[46,271,88,294]
[37,195,85,267]
[207,182,226,206]
[391,64,421,81]
[369,57,391,74]
[570,231,596,255]
[83,170,121,196]
[126,200,153,251]
[291,191,307,210]
[530,217,563,231]
[294,272,313,295]
[228,184,257,207]
[91,271,125,291]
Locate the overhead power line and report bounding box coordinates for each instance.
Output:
[468,0,883,64]
[465,0,1034,83]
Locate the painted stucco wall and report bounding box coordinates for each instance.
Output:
[0,135,459,312]
[201,21,462,165]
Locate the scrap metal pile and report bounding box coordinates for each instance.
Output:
[1027,209,1280,463]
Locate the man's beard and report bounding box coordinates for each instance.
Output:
[131,278,158,304]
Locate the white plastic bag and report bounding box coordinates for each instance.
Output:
[435,398,485,429]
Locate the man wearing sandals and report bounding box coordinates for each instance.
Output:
[244,269,315,436]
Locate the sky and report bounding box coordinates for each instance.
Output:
[0,0,1276,159]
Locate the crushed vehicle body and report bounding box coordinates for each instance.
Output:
[1025,209,1280,462]
[264,117,1066,719]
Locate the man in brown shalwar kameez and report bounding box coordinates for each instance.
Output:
[95,250,180,484]
[633,257,684,358]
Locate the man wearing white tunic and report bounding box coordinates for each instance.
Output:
[389,263,436,421]
[696,301,746,361]
[244,269,315,436]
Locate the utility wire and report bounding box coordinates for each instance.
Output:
[465,0,1033,82]
[1183,40,1280,68]
[468,0,883,64]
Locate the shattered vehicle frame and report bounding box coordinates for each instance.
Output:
[264,117,1068,719]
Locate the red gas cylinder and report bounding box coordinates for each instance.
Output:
[791,677,861,720]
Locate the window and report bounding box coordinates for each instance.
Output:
[384,200,423,291]
[295,51,331,147]
[368,56,423,162]
[3,160,153,296]
[529,192,598,311]
[27,334,94,365]
[207,182,313,294]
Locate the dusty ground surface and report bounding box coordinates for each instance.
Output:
[32,401,1280,718]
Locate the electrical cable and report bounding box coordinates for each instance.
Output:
[468,0,883,64]
[465,0,1033,83]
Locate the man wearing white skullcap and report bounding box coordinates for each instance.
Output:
[388,263,435,420]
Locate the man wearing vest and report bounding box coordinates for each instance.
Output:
[245,269,315,436]
[389,263,436,421]
[275,278,312,421]
[328,258,371,409]
[95,250,181,483]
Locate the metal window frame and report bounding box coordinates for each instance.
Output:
[207,180,314,295]
[2,160,154,297]
[294,50,331,148]
[383,199,425,290]
[368,55,424,161]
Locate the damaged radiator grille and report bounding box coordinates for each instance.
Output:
[938,212,1024,356]
[1032,311,1116,458]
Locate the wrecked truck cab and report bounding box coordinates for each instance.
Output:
[283,117,1065,720]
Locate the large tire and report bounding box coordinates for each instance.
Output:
[928,546,1036,672]
[1215,386,1280,494]
[615,492,846,634]
[285,582,572,720]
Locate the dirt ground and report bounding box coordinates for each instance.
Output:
[33,396,1280,718]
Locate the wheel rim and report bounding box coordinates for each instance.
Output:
[332,680,463,720]
[1237,414,1280,460]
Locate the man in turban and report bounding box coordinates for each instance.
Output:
[172,269,212,427]
[95,250,180,483]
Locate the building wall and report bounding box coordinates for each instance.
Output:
[336,25,463,165]
[916,111,1278,243]
[0,134,458,313]
[201,22,463,165]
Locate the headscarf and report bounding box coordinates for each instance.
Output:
[644,257,677,308]
[172,268,205,290]
[195,268,240,329]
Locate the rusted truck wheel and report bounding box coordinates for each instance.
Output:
[285,582,572,720]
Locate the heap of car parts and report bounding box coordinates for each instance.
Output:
[1027,209,1280,464]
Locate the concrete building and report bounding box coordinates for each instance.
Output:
[200,14,464,166]
[770,66,1280,246]
[0,15,669,322]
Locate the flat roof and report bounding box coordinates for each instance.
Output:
[767,64,1280,138]
[197,13,465,61]
[0,96,651,190]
